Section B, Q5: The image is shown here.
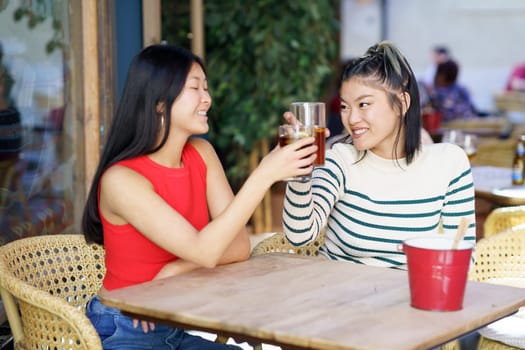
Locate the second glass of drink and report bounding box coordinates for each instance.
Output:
[278,124,314,182]
[290,102,326,166]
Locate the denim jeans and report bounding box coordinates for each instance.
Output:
[86,296,242,350]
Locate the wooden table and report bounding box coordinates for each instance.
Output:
[100,254,525,350]
[472,166,525,206]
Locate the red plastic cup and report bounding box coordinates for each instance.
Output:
[422,110,442,133]
[403,237,473,311]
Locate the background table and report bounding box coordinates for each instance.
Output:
[472,166,525,206]
[101,254,525,350]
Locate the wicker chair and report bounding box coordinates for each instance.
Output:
[0,234,105,350]
[470,138,515,169]
[469,224,525,350]
[251,230,326,257]
[483,205,525,238]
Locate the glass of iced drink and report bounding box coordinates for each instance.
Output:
[278,124,314,182]
[290,102,326,166]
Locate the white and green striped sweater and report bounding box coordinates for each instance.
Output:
[283,142,476,269]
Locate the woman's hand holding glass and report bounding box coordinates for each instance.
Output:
[259,134,317,183]
[283,103,330,168]
[278,125,317,181]
[283,111,331,139]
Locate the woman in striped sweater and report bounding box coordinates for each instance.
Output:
[282,41,476,269]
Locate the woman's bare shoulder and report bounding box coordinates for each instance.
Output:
[188,137,219,162]
[101,164,152,193]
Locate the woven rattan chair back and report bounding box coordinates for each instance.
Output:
[469,224,525,350]
[483,205,525,238]
[251,229,326,257]
[0,234,105,350]
[477,333,523,350]
[470,139,515,169]
[470,223,525,284]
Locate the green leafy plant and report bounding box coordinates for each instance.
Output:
[163,1,339,189]
[161,1,192,49]
[205,1,339,189]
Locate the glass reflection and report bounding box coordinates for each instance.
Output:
[0,0,72,244]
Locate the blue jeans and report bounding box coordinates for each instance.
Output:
[86,296,242,350]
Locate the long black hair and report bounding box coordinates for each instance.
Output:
[340,41,421,164]
[82,45,206,244]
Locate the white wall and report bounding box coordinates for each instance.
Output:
[340,0,525,112]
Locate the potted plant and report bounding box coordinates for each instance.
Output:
[163,1,339,188]
[204,1,340,189]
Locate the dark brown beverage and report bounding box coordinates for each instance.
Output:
[278,130,310,147]
[278,125,313,182]
[314,127,326,166]
[278,134,291,147]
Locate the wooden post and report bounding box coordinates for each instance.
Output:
[260,139,273,232]
[142,0,161,46]
[190,0,205,59]
[249,139,273,233]
[248,145,263,233]
[80,0,100,197]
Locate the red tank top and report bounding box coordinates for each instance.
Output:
[101,143,208,290]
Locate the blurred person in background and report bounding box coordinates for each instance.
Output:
[505,61,525,92]
[420,45,450,90]
[427,59,477,122]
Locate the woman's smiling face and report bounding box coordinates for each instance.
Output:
[339,77,407,159]
[170,63,211,136]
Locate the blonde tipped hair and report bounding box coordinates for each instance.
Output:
[340,41,422,164]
